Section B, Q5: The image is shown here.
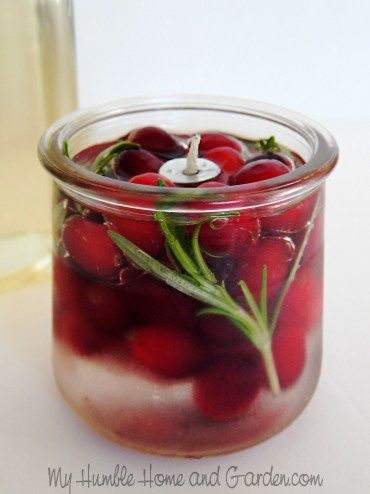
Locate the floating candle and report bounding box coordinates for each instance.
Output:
[159,134,221,184]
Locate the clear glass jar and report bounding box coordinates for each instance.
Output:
[38,95,338,457]
[0,0,77,291]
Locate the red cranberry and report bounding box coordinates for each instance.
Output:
[203,249,236,284]
[130,324,204,378]
[198,132,243,153]
[193,355,264,421]
[199,214,260,256]
[197,181,225,188]
[128,126,185,159]
[53,256,86,310]
[114,149,163,178]
[262,192,318,233]
[62,216,124,280]
[55,309,116,356]
[198,314,248,348]
[272,325,306,389]
[123,278,198,329]
[129,172,175,187]
[106,215,164,257]
[197,314,259,361]
[275,261,323,336]
[245,152,294,171]
[83,281,130,334]
[230,159,290,185]
[236,237,294,301]
[202,147,244,175]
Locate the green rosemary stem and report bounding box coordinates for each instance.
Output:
[261,342,281,396]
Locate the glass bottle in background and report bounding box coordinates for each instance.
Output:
[0,0,77,292]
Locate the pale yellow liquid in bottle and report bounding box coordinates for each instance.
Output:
[0,0,77,291]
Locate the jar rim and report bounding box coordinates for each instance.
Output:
[38,94,338,213]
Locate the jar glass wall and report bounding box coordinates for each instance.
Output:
[39,96,338,457]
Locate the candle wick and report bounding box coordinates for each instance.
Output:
[183,134,201,175]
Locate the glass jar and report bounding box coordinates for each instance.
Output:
[38,95,338,457]
[0,0,77,291]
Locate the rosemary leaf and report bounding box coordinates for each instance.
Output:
[191,223,217,283]
[259,265,268,326]
[109,230,231,311]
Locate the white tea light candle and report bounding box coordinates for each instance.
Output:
[159,134,221,184]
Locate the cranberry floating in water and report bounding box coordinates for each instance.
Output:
[130,324,204,378]
[245,152,294,171]
[62,216,124,280]
[198,132,243,153]
[114,148,163,178]
[203,146,244,175]
[128,126,185,159]
[231,159,290,185]
[248,135,294,170]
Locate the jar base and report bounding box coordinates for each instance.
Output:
[55,379,320,458]
[53,328,322,458]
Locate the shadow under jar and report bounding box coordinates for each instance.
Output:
[38,95,338,457]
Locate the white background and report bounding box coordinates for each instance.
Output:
[1,1,370,493]
[75,0,370,119]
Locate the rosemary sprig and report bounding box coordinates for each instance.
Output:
[109,189,321,398]
[191,223,217,283]
[62,139,70,158]
[255,135,280,153]
[108,174,322,398]
[259,265,268,326]
[109,213,281,395]
[254,135,295,162]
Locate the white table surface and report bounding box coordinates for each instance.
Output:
[1,120,369,493]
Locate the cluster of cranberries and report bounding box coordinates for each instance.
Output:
[74,125,295,187]
[54,126,323,423]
